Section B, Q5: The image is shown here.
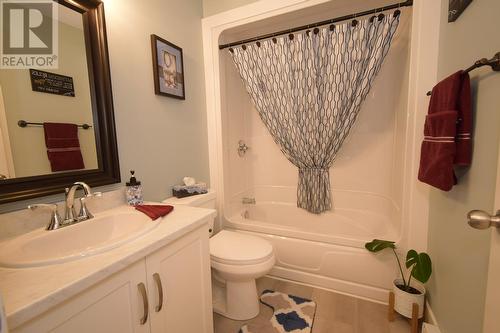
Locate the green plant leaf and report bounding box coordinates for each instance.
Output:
[406,250,432,283]
[364,239,396,252]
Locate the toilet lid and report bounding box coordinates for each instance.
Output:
[210,230,274,265]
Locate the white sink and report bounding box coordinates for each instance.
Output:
[0,206,162,268]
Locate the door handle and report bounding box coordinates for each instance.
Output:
[137,282,149,325]
[467,210,500,229]
[153,273,164,312]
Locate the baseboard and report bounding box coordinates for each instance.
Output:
[423,301,441,332]
[424,301,439,326]
[422,322,441,333]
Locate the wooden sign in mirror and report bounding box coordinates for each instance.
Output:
[0,0,120,204]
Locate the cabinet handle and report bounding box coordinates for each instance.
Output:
[153,273,164,312]
[137,282,149,325]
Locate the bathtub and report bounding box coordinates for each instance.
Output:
[224,188,403,303]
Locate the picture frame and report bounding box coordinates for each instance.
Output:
[151,34,185,99]
[448,0,473,22]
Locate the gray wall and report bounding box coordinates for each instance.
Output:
[426,0,500,332]
[0,0,210,212]
[105,0,209,201]
[203,0,258,17]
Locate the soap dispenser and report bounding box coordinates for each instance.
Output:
[126,170,143,206]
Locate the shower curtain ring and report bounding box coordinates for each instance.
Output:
[394,1,402,17]
[370,9,377,23]
[351,14,357,27]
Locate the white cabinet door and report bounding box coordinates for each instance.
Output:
[146,226,213,333]
[12,259,150,333]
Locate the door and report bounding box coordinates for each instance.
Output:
[145,226,213,333]
[0,86,14,179]
[12,260,150,333]
[481,142,500,333]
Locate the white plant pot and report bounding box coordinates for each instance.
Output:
[393,278,425,319]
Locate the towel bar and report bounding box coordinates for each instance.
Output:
[427,52,500,96]
[17,120,92,129]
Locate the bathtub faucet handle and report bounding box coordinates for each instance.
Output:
[238,140,250,157]
[242,197,256,205]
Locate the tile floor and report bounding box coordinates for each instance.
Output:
[213,276,411,333]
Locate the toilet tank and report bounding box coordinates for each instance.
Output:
[162,191,216,236]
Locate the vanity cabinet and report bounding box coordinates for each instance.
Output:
[11,225,213,333]
[146,227,212,332]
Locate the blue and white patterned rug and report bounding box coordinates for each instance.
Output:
[239,290,316,333]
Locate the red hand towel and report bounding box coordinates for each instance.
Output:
[455,73,472,165]
[43,122,85,172]
[135,205,174,220]
[418,111,458,191]
[418,71,472,191]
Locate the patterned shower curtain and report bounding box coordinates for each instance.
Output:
[229,13,401,214]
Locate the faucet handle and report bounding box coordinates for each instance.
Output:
[28,203,64,230]
[77,192,102,220]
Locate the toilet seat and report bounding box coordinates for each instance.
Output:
[210,230,274,266]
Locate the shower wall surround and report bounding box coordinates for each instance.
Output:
[228,14,401,213]
[203,1,418,302]
[223,11,411,223]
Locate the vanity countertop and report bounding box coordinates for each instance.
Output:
[0,203,216,330]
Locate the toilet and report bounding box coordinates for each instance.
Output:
[163,191,275,320]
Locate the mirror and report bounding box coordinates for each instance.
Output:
[0,4,96,178]
[0,0,120,203]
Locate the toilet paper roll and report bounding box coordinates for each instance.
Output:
[0,294,8,333]
[183,177,196,186]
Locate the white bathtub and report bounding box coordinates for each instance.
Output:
[224,189,403,302]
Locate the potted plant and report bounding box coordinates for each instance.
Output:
[365,239,432,319]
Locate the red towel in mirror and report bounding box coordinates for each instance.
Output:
[418,71,472,191]
[135,205,174,220]
[43,122,85,172]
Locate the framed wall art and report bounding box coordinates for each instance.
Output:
[151,34,185,99]
[449,0,473,22]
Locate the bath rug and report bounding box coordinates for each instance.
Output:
[239,290,316,333]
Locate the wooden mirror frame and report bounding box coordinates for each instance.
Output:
[0,0,120,204]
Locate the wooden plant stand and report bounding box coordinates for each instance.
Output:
[388,291,421,333]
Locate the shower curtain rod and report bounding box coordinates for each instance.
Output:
[218,0,413,50]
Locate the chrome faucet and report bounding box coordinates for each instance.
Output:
[28,182,101,230]
[65,182,102,223]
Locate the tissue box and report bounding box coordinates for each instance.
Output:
[172,183,208,198]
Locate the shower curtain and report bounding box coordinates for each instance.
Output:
[229,13,400,214]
